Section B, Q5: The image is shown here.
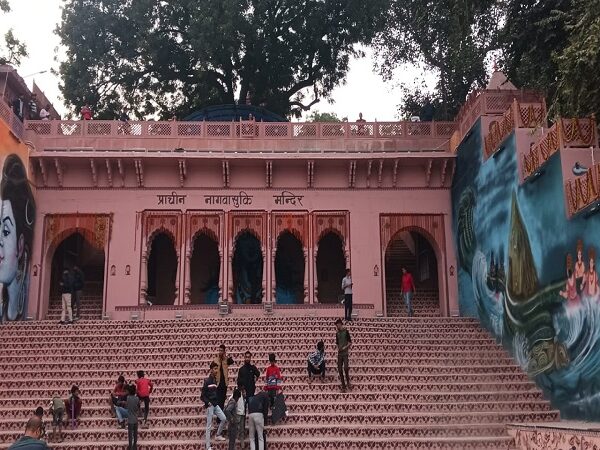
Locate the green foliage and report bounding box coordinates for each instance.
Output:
[553,0,600,118]
[57,0,388,119]
[0,2,27,66]
[374,0,503,120]
[499,0,571,110]
[306,111,341,122]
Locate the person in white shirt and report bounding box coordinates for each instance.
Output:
[341,269,353,321]
[39,104,51,120]
[225,388,245,450]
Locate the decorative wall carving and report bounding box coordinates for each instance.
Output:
[45,213,111,254]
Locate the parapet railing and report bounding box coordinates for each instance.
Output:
[483,100,546,158]
[565,162,600,216]
[523,117,598,181]
[25,119,456,142]
[0,99,24,141]
[452,89,544,151]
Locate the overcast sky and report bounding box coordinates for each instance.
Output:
[0,0,433,121]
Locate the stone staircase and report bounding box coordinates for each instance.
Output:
[46,281,104,321]
[386,288,440,317]
[0,316,558,449]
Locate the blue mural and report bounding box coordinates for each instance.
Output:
[452,120,600,419]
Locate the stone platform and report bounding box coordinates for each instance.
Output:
[508,421,600,450]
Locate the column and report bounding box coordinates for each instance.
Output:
[261,243,267,303]
[174,250,181,305]
[139,249,148,304]
[218,249,224,302]
[303,248,309,303]
[184,246,191,304]
[271,248,277,304]
[313,244,319,303]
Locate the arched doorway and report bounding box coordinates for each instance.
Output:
[232,231,263,304]
[385,230,439,316]
[275,231,304,304]
[190,233,220,304]
[316,231,346,303]
[49,232,105,319]
[147,233,177,305]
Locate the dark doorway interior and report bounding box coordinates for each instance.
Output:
[385,230,439,316]
[190,233,220,304]
[147,233,177,305]
[232,231,263,304]
[275,231,304,304]
[316,232,346,303]
[49,232,105,312]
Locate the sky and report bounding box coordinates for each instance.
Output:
[0,0,434,121]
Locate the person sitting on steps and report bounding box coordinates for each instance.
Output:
[307,341,326,383]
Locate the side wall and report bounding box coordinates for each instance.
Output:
[452,119,600,419]
[29,188,458,319]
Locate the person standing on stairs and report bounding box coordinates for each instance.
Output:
[335,318,352,392]
[202,362,228,450]
[237,350,261,398]
[400,267,416,317]
[135,371,153,428]
[71,266,84,321]
[59,269,73,324]
[125,383,140,450]
[213,344,235,415]
[341,269,353,321]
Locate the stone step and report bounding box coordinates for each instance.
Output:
[0,373,531,389]
[0,436,516,450]
[0,400,554,420]
[0,422,515,444]
[0,361,524,374]
[0,381,539,397]
[0,410,558,432]
[0,390,546,409]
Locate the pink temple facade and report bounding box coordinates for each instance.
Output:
[19,117,460,320]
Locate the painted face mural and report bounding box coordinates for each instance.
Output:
[0,154,36,321]
[452,125,600,420]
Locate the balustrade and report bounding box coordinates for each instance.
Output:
[24,118,456,150]
[0,98,24,140]
[523,117,598,182]
[565,162,600,216]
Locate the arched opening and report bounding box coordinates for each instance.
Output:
[48,232,105,319]
[232,231,263,304]
[275,231,304,304]
[316,231,346,303]
[385,230,439,316]
[147,233,177,305]
[190,233,220,304]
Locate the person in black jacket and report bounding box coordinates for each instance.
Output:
[201,362,227,450]
[237,351,260,398]
[247,391,269,450]
[71,266,84,320]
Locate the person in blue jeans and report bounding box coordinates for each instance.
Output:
[401,267,416,317]
[201,362,227,450]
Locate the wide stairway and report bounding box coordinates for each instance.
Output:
[0,316,558,449]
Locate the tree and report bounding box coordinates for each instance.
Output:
[374,0,503,120]
[499,0,571,113]
[306,111,341,122]
[0,1,27,65]
[553,0,600,118]
[57,0,388,120]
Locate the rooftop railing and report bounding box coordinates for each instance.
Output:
[25,119,456,141]
[0,99,24,141]
[523,117,598,181]
[565,162,600,216]
[483,100,546,158]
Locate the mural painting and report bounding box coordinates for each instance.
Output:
[0,154,36,322]
[452,121,600,419]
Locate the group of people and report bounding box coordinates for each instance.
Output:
[58,266,84,324]
[10,93,53,122]
[9,318,353,450]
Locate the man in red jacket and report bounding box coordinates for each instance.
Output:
[401,267,416,317]
[135,371,153,428]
